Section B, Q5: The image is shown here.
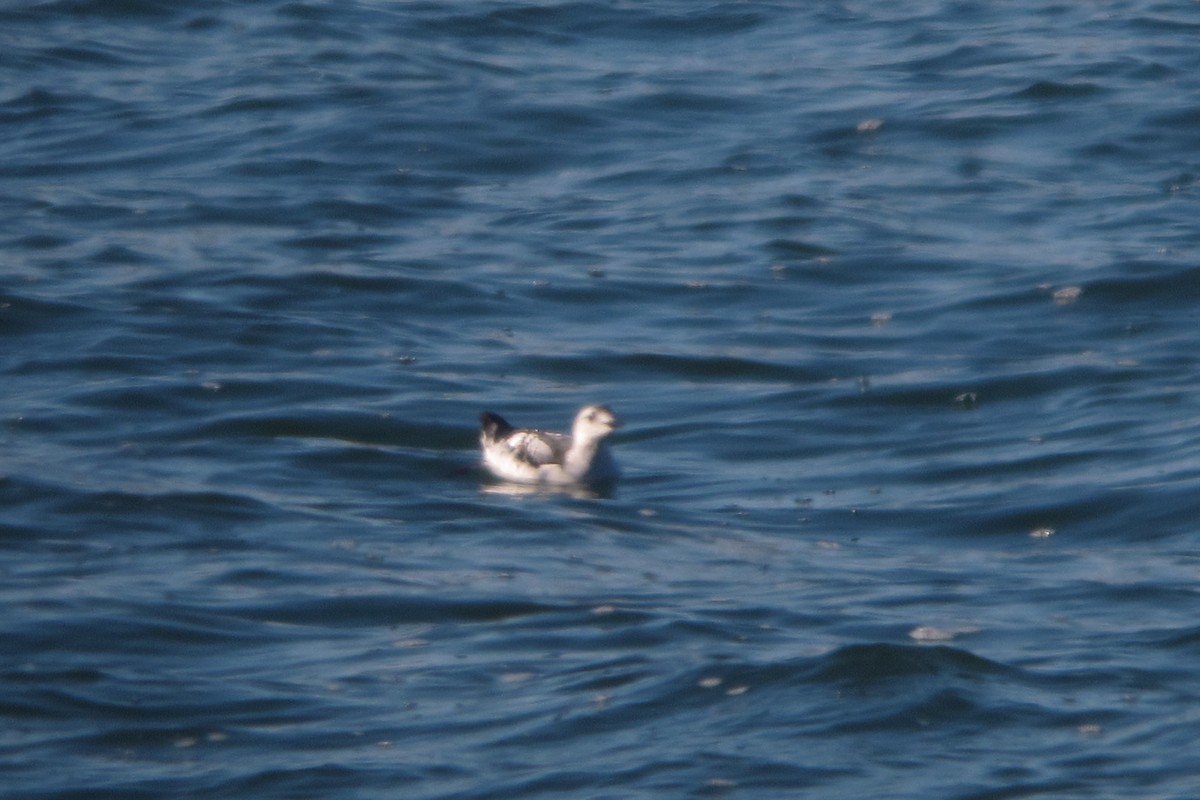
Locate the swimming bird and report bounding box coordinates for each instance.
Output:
[479,404,621,486]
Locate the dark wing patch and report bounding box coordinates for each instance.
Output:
[506,430,570,467]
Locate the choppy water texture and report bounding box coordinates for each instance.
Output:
[4,1,1200,798]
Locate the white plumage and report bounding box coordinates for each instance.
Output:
[479,404,621,486]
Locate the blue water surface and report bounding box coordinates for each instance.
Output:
[3,1,1200,798]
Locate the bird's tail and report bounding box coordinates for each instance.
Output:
[480,411,514,443]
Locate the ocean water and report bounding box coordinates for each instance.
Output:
[3,1,1200,797]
